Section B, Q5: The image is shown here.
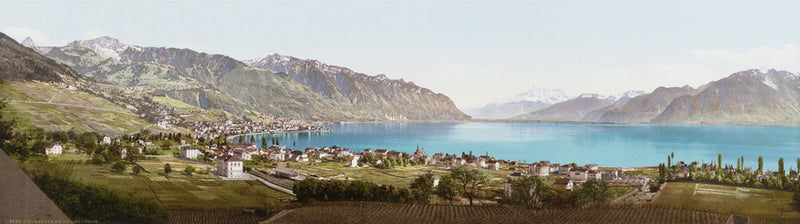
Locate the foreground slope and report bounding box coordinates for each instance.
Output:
[0,32,173,135]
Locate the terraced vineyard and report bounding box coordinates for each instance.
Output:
[168,209,279,224]
[264,202,732,224]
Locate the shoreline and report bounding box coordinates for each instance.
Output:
[227,129,333,144]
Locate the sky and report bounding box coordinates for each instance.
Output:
[2,1,799,109]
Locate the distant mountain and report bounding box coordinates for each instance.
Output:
[246,53,469,121]
[514,69,800,125]
[581,88,693,123]
[652,69,800,125]
[29,37,467,121]
[465,86,573,119]
[513,93,618,121]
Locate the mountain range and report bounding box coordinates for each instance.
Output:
[4,32,800,128]
[21,36,469,122]
[511,69,800,126]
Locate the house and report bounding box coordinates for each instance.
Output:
[180,146,201,160]
[477,158,488,169]
[44,142,62,155]
[117,147,127,159]
[433,175,441,187]
[529,163,549,176]
[588,169,603,179]
[374,149,388,158]
[102,136,111,144]
[387,151,403,158]
[559,164,573,175]
[569,169,588,183]
[585,163,599,171]
[487,160,500,170]
[269,151,285,162]
[554,178,574,190]
[274,167,300,178]
[145,140,153,146]
[349,155,361,168]
[432,152,444,161]
[216,155,245,178]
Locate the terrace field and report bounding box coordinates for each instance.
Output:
[0,81,178,135]
[653,182,800,218]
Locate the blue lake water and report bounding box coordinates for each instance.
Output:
[242,122,800,170]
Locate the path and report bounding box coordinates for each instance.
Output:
[7,100,138,116]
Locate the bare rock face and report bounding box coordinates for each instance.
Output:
[247,53,470,121]
[37,36,468,121]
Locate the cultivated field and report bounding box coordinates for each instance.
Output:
[264,201,730,224]
[37,153,294,210]
[653,182,800,218]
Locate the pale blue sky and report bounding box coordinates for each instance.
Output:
[3,1,799,108]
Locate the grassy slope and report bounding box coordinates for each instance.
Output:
[1,81,178,135]
[654,182,800,218]
[29,152,293,210]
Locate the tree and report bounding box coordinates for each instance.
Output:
[758,156,764,174]
[112,161,126,173]
[184,165,196,176]
[718,154,722,171]
[0,100,16,151]
[250,135,255,142]
[574,178,613,207]
[511,176,553,209]
[261,137,267,148]
[450,165,489,205]
[436,174,459,204]
[293,178,320,202]
[410,170,434,203]
[133,165,143,175]
[667,155,671,169]
[164,163,172,176]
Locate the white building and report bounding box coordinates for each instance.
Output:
[529,163,550,176]
[102,136,111,145]
[44,142,62,155]
[349,155,361,168]
[117,147,127,159]
[180,146,201,160]
[216,155,245,178]
[487,160,500,170]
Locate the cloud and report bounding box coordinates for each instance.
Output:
[2,26,52,45]
[692,44,800,73]
[84,29,109,39]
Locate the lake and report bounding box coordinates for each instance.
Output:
[241,122,800,170]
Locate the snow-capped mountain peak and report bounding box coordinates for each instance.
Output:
[78,36,139,61]
[21,37,35,48]
[502,86,573,105]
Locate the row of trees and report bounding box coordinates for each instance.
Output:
[293,179,414,203]
[506,176,614,209]
[661,153,800,191]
